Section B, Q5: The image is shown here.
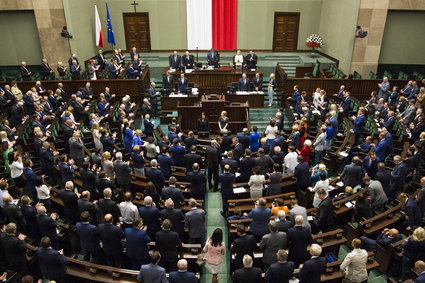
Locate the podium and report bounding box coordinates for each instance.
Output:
[177,94,249,134]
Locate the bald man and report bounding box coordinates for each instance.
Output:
[219,164,235,217]
[97,214,125,267]
[360,228,401,252]
[169,259,197,283]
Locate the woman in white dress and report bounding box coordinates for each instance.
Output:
[264,119,279,146]
[91,122,103,152]
[309,172,330,208]
[234,50,244,69]
[248,166,265,199]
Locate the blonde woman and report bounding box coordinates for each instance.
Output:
[57,61,67,80]
[248,166,265,199]
[400,227,425,281]
[101,151,114,179]
[11,81,23,102]
[268,73,276,107]
[91,122,103,152]
[218,111,229,134]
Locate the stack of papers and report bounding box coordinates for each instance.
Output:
[233,187,247,194]
[185,69,194,74]
[339,151,348,157]
[336,181,344,187]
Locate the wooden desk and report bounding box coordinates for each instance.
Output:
[161,94,200,111]
[227,93,264,108]
[167,67,262,94]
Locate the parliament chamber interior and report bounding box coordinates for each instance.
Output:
[0,0,425,282]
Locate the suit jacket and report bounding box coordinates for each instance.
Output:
[299,257,327,283]
[405,198,422,226]
[169,55,182,69]
[97,223,124,255]
[390,162,408,187]
[184,152,203,172]
[233,143,245,160]
[20,65,31,78]
[124,227,151,261]
[232,267,262,283]
[78,199,99,223]
[252,77,263,90]
[260,231,287,265]
[416,186,425,214]
[340,163,362,187]
[187,171,206,198]
[127,66,139,79]
[315,197,333,228]
[37,247,67,280]
[39,147,54,172]
[163,75,174,91]
[245,54,257,69]
[265,261,295,283]
[178,77,188,92]
[276,219,293,233]
[205,146,220,169]
[21,205,40,238]
[353,114,365,134]
[76,222,100,252]
[254,155,274,175]
[36,214,57,241]
[219,172,235,196]
[248,207,271,236]
[0,233,27,266]
[207,52,218,66]
[139,206,161,238]
[3,203,26,232]
[60,189,79,218]
[160,208,184,235]
[184,208,206,239]
[98,198,120,223]
[287,225,312,260]
[69,137,84,160]
[157,154,173,178]
[222,158,238,173]
[169,145,186,167]
[161,186,185,209]
[155,229,183,262]
[145,168,165,193]
[169,270,197,283]
[238,78,251,92]
[239,157,255,182]
[367,180,388,211]
[137,263,167,283]
[113,160,132,185]
[416,273,425,283]
[231,234,257,269]
[182,55,194,68]
[293,160,310,186]
[342,97,352,113]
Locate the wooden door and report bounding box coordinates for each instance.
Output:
[123,12,151,52]
[273,12,300,52]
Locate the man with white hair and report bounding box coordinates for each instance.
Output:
[378,76,390,101]
[20,61,32,80]
[139,196,161,239]
[60,181,80,224]
[299,244,326,283]
[113,152,132,192]
[275,210,292,233]
[169,259,197,283]
[231,254,262,283]
[69,131,84,167]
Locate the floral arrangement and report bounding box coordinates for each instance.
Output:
[306,34,324,48]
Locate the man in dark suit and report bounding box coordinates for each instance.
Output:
[158,148,173,179]
[254,148,274,175]
[20,61,32,80]
[221,151,238,173]
[20,196,41,240]
[276,210,293,233]
[155,219,183,272]
[207,48,218,67]
[238,73,251,92]
[205,140,221,191]
[416,177,425,215]
[148,82,159,117]
[163,70,174,94]
[39,141,58,176]
[79,161,98,199]
[100,130,116,154]
[98,188,120,223]
[0,223,29,275]
[169,139,186,167]
[184,145,203,172]
[169,51,182,70]
[415,260,425,283]
[265,249,295,283]
[60,181,80,224]
[231,224,257,270]
[37,236,67,282]
[389,155,408,201]
[124,217,151,269]
[400,193,422,231]
[341,91,352,115]
[127,61,139,79]
[161,177,185,209]
[97,214,125,267]
[70,59,81,80]
[3,195,26,233]
[219,164,235,216]
[182,51,194,69]
[138,196,161,240]
[178,73,189,93]
[169,259,197,283]
[187,163,206,200]
[40,58,53,80]
[107,59,120,79]
[113,152,132,192]
[96,49,106,70]
[69,132,85,167]
[23,91,35,115]
[232,255,262,283]
[352,108,366,145]
[137,251,167,283]
[161,198,185,236]
[313,189,333,233]
[232,137,246,161]
[236,128,250,149]
[360,228,400,251]
[287,215,312,267]
[339,156,363,188]
[294,156,311,194]
[245,50,257,70]
[239,149,254,183]
[299,244,327,283]
[76,211,101,263]
[78,191,99,224]
[36,205,59,250]
[145,159,165,194]
[184,198,206,244]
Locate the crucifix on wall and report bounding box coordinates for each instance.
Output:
[131,0,139,13]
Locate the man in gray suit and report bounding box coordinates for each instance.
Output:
[260,220,287,270]
[339,156,363,188]
[113,152,132,192]
[363,176,388,212]
[137,251,167,283]
[254,148,274,175]
[68,131,84,167]
[289,198,310,230]
[313,126,326,164]
[184,198,206,245]
[402,99,416,126]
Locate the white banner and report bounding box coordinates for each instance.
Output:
[186,0,212,50]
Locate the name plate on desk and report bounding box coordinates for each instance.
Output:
[170,93,188,97]
[235,91,264,95]
[185,69,194,74]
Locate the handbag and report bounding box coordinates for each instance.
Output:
[196,253,206,266]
